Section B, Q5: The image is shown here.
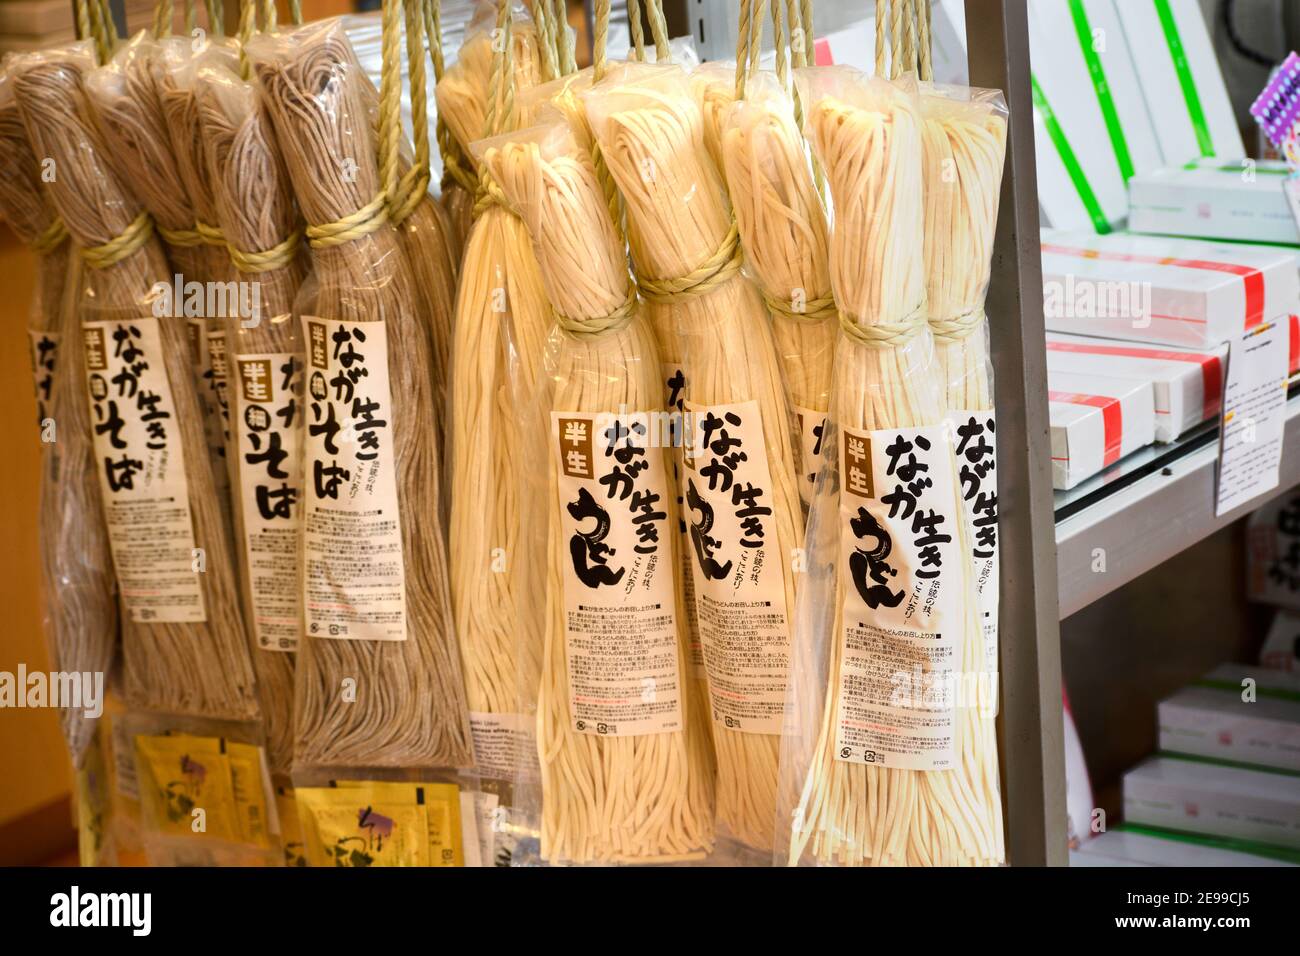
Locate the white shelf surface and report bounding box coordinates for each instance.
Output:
[1055,391,1300,619]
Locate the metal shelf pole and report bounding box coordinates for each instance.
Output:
[965,0,1067,866]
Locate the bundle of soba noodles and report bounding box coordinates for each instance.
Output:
[12,40,259,720]
[193,54,307,776]
[247,18,472,769]
[0,67,117,766]
[585,62,803,854]
[479,118,715,863]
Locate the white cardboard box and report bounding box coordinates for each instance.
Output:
[1027,0,1162,232]
[1048,370,1156,489]
[1129,158,1300,246]
[1123,756,1300,851]
[1159,664,1300,774]
[1113,0,1245,166]
[1075,829,1296,867]
[1046,332,1226,442]
[1041,229,1300,348]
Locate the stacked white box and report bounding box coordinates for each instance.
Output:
[1074,829,1296,867]
[1041,230,1300,348]
[1129,159,1300,246]
[1158,665,1300,774]
[1048,370,1156,489]
[1046,332,1226,442]
[1123,756,1300,851]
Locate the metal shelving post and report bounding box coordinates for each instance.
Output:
[965,0,1067,866]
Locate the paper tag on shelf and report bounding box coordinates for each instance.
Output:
[1283,176,1300,234]
[1216,321,1288,517]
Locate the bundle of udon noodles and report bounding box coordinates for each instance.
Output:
[0,67,117,765]
[11,40,259,720]
[248,17,472,769]
[920,85,1007,704]
[585,62,802,854]
[720,1,835,509]
[779,64,1003,867]
[83,32,239,534]
[435,2,551,783]
[191,49,309,776]
[478,116,715,864]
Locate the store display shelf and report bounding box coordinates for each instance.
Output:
[1055,387,1300,619]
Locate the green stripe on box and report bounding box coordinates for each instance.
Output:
[1031,72,1112,234]
[1116,823,1300,865]
[1068,0,1134,182]
[1156,750,1300,779]
[1154,0,1215,158]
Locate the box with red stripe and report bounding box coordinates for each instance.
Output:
[1046,332,1227,442]
[1129,158,1300,246]
[1048,370,1157,490]
[1042,230,1300,349]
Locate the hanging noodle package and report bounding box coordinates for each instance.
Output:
[920,84,1008,697]
[584,62,802,856]
[777,65,1004,867]
[11,40,260,722]
[247,18,473,771]
[0,67,117,767]
[192,52,310,777]
[476,117,715,865]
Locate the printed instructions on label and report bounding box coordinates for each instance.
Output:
[469,711,539,781]
[187,319,229,496]
[794,405,828,506]
[1217,321,1288,517]
[835,424,962,771]
[948,410,999,679]
[301,317,406,641]
[235,352,304,652]
[84,319,205,623]
[663,363,705,677]
[683,399,792,735]
[554,411,683,738]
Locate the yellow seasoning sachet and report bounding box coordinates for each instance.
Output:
[134,734,242,843]
[296,785,430,867]
[276,787,308,867]
[226,741,275,849]
[332,781,465,867]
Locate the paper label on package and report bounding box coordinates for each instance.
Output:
[301,317,406,641]
[207,329,232,450]
[794,404,828,505]
[553,410,683,738]
[27,328,58,429]
[1216,321,1288,517]
[187,319,229,498]
[83,318,205,623]
[833,424,962,771]
[468,711,539,780]
[235,352,304,651]
[948,410,999,681]
[682,399,792,735]
[662,363,705,677]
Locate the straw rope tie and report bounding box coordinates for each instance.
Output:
[762,287,837,323]
[837,300,928,349]
[81,210,154,269]
[636,221,744,305]
[228,228,303,274]
[157,224,205,248]
[554,284,638,336]
[306,191,389,249]
[930,307,986,343]
[31,217,69,255]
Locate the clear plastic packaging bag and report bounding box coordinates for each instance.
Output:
[10,39,260,722]
[777,66,1003,867]
[247,18,472,770]
[476,118,716,864]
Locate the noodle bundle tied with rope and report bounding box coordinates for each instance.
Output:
[193,53,310,776]
[438,1,551,784]
[778,64,1002,867]
[585,62,803,854]
[248,18,472,770]
[11,40,260,721]
[479,119,716,864]
[0,67,117,766]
